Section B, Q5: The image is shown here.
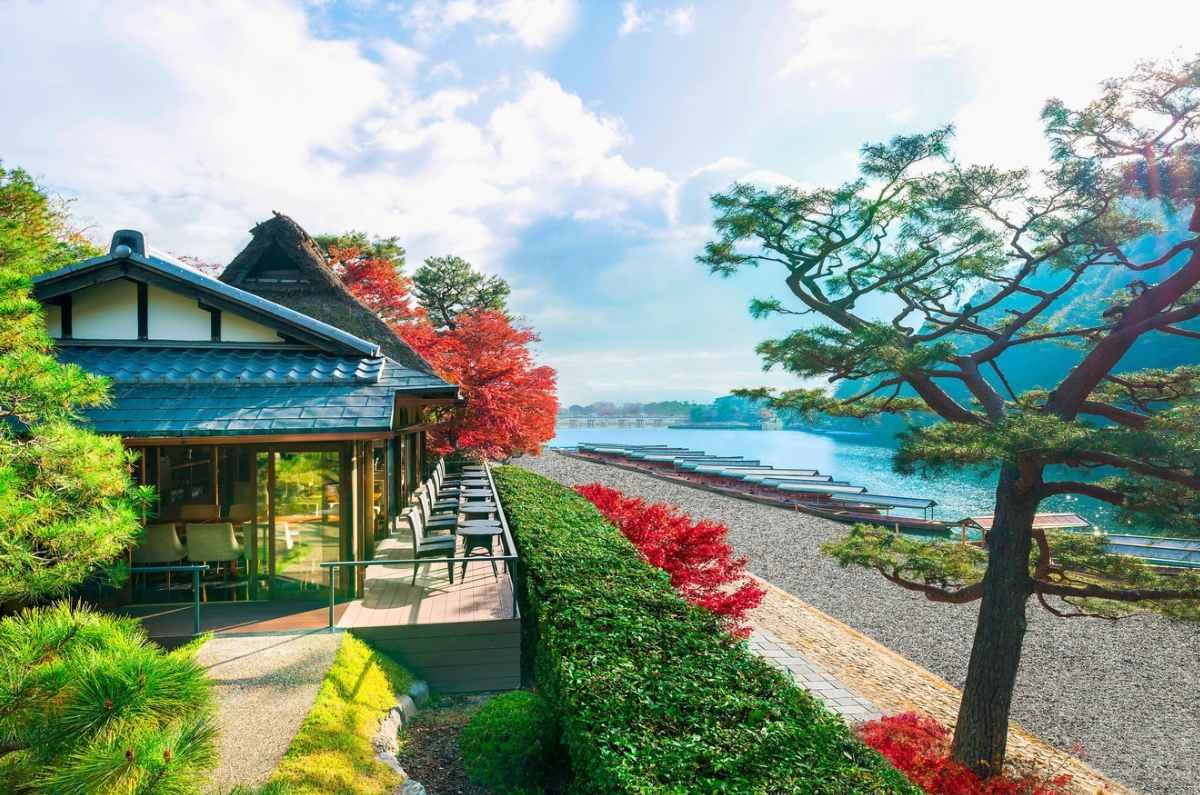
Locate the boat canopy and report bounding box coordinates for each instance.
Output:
[742,474,834,484]
[831,493,937,509]
[967,512,1089,531]
[1104,534,1200,569]
[774,482,867,495]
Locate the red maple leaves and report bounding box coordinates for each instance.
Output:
[327,245,420,326]
[574,483,765,634]
[331,246,557,460]
[859,713,1074,795]
[402,312,557,460]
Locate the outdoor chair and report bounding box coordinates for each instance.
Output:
[131,523,188,593]
[422,478,461,509]
[186,522,248,602]
[429,468,462,497]
[415,491,458,535]
[418,489,459,520]
[407,508,455,585]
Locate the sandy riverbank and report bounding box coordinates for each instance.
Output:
[516,450,1200,795]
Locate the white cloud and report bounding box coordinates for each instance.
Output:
[428,60,464,81]
[404,0,577,49]
[0,0,669,271]
[665,5,694,35]
[779,0,1200,171]
[617,2,694,37]
[618,2,646,36]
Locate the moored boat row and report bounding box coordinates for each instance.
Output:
[568,442,950,533]
[557,443,1200,571]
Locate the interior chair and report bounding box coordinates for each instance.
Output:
[226,503,254,523]
[407,508,455,585]
[131,523,187,593]
[180,503,220,522]
[186,522,248,601]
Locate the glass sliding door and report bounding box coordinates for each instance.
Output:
[271,450,342,597]
[250,447,348,600]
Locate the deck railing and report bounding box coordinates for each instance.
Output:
[128,564,210,635]
[319,460,522,629]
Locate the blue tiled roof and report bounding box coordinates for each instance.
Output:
[57,346,455,437]
[60,347,386,385]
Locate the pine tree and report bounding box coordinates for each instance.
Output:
[0,164,217,792]
[699,57,1200,776]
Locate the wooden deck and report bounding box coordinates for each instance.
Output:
[338,535,516,628]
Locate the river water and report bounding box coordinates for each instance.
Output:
[548,426,1128,532]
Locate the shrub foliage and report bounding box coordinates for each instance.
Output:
[0,602,216,794]
[494,465,919,794]
[574,482,764,633]
[460,690,564,795]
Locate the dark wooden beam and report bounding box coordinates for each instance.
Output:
[60,294,72,338]
[137,281,148,340]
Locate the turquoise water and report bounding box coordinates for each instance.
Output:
[549,426,1128,531]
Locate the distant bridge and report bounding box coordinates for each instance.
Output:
[556,416,683,428]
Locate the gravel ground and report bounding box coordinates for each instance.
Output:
[516,452,1200,795]
[196,631,341,794]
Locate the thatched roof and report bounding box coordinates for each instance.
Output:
[221,213,437,375]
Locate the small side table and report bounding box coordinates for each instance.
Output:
[457,522,503,579]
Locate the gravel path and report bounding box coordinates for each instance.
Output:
[517,451,1200,795]
[196,631,341,794]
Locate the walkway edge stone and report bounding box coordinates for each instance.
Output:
[370,679,431,793]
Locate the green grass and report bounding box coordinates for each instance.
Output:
[233,633,413,795]
[494,465,920,795]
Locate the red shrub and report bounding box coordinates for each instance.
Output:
[858,713,1074,795]
[574,483,764,634]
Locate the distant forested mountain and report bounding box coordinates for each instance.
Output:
[810,209,1197,438]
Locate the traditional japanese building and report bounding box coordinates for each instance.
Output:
[33,217,459,603]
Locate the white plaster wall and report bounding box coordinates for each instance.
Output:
[71,280,138,339]
[222,310,282,343]
[44,304,62,337]
[147,284,211,340]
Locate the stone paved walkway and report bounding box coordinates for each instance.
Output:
[196,631,342,794]
[749,577,1134,795]
[748,625,882,722]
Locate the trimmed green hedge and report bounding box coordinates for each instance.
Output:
[494,466,918,794]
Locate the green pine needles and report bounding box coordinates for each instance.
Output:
[0,602,217,794]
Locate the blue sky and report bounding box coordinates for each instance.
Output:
[4,1,1198,404]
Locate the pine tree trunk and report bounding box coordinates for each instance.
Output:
[950,464,1038,777]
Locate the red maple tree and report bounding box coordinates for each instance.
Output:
[858,714,1073,795]
[327,244,420,326]
[574,483,764,634]
[328,247,558,459]
[401,311,557,460]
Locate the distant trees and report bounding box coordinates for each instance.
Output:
[0,164,216,792]
[700,58,1200,778]
[412,255,511,329]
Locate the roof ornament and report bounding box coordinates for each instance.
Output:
[110,229,145,258]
